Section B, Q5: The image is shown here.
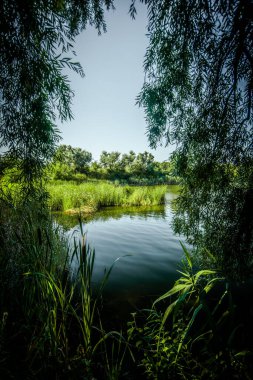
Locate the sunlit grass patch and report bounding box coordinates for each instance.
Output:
[48,181,167,213]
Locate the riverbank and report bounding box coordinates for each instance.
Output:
[48,181,168,214]
[0,191,252,379]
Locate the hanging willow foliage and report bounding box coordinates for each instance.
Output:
[133,0,253,278]
[0,0,114,194]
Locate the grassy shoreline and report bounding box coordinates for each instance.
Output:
[48,181,168,214]
[1,190,252,378]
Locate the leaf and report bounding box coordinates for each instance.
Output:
[160,300,178,328]
[159,289,192,330]
[227,324,243,347]
[204,277,224,293]
[212,290,228,316]
[191,330,213,346]
[204,248,216,263]
[195,269,216,282]
[235,351,253,357]
[177,270,191,278]
[180,241,192,269]
[177,304,203,357]
[176,276,192,284]
[153,284,191,306]
[98,254,132,294]
[172,290,192,323]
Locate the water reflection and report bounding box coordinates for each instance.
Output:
[54,186,186,314]
[53,204,167,229]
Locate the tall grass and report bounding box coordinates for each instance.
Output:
[128,244,253,379]
[48,181,167,212]
[0,199,130,378]
[22,222,102,375]
[1,193,252,378]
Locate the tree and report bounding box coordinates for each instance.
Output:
[120,150,136,172]
[54,145,76,168]
[99,151,122,175]
[72,147,92,173]
[131,151,155,176]
[134,0,253,278]
[0,0,114,194]
[52,145,92,178]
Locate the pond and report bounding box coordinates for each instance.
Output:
[54,185,188,318]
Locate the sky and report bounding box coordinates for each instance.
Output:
[59,0,172,162]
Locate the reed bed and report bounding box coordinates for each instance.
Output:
[48,181,167,212]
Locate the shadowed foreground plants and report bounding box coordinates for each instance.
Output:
[0,200,131,379]
[22,226,98,375]
[128,244,253,379]
[1,197,252,379]
[96,321,135,380]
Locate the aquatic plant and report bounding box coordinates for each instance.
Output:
[48,181,167,212]
[0,200,130,378]
[128,244,253,379]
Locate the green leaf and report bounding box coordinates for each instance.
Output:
[177,304,203,357]
[153,284,191,306]
[204,277,224,293]
[195,269,216,282]
[235,351,253,357]
[191,330,213,346]
[160,300,178,328]
[177,270,191,278]
[180,241,192,269]
[204,248,216,263]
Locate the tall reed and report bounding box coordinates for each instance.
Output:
[0,199,129,378]
[48,181,167,212]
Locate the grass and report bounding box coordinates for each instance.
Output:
[1,194,252,379]
[47,181,167,213]
[127,245,253,379]
[0,198,131,378]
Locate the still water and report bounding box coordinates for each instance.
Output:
[54,186,187,314]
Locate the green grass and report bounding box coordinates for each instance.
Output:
[127,245,253,379]
[1,195,252,379]
[47,181,167,212]
[0,199,129,378]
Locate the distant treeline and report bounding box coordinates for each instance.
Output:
[49,145,178,185]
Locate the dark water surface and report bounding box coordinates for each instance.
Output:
[54,186,187,316]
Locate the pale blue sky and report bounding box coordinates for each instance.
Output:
[60,0,172,162]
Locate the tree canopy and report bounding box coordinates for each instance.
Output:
[50,145,173,184]
[1,0,253,276]
[135,0,253,277]
[0,0,114,193]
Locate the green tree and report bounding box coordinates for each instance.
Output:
[89,161,102,179]
[72,147,92,174]
[54,145,76,168]
[0,0,114,194]
[99,151,123,178]
[120,151,136,173]
[131,151,155,176]
[135,0,253,278]
[51,144,92,178]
